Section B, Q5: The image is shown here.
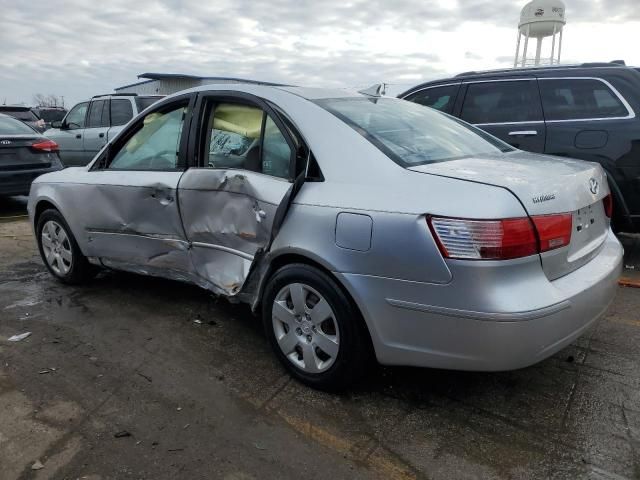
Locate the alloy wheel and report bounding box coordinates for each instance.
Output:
[272,282,340,373]
[41,220,73,276]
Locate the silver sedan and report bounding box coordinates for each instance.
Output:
[28,84,623,390]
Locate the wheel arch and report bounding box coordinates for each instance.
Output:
[252,250,376,357]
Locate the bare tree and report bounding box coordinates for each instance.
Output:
[32,94,64,107]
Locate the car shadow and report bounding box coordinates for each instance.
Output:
[0,195,28,219]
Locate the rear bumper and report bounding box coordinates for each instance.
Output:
[0,164,62,196]
[337,230,623,371]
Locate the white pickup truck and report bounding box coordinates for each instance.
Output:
[45,94,162,166]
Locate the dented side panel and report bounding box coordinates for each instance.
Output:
[177,168,291,295]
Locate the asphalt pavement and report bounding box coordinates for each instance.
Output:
[1,196,640,479]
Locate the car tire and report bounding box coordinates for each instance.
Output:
[262,263,370,391]
[36,209,96,285]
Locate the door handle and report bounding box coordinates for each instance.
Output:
[98,133,105,138]
[75,134,82,139]
[508,130,537,137]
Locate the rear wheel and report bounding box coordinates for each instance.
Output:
[262,263,369,391]
[36,209,96,284]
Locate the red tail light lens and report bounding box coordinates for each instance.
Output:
[31,139,59,152]
[603,194,613,218]
[531,214,572,252]
[428,213,573,260]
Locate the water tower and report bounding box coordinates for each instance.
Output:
[514,0,566,68]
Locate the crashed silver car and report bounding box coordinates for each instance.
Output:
[28,85,623,390]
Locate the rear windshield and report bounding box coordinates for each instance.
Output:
[0,115,37,135]
[38,109,67,122]
[0,109,38,122]
[316,97,513,166]
[135,96,161,113]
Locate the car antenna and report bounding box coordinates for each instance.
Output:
[358,83,387,97]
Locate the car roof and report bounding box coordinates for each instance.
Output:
[399,63,640,97]
[178,82,374,101]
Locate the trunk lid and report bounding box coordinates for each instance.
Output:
[409,150,610,279]
[0,135,53,170]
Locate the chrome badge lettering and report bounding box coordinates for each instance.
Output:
[532,193,556,204]
[589,178,599,195]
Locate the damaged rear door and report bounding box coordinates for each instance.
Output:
[178,92,299,296]
[83,94,196,278]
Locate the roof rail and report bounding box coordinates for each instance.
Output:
[91,93,139,99]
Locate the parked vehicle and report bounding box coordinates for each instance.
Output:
[0,106,46,132]
[44,93,162,166]
[399,62,640,232]
[28,84,622,390]
[0,113,62,196]
[33,106,68,130]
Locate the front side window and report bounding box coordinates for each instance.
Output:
[539,78,629,120]
[461,81,543,124]
[64,102,88,130]
[405,85,459,113]
[203,102,292,179]
[110,99,134,126]
[317,97,513,167]
[108,105,185,170]
[87,100,109,128]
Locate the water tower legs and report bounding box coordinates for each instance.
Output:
[521,24,531,67]
[514,32,522,68]
[550,24,557,65]
[535,37,543,65]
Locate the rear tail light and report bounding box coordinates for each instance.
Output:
[428,213,572,261]
[531,214,572,252]
[603,194,613,218]
[30,139,59,152]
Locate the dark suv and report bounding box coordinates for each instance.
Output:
[399,63,640,232]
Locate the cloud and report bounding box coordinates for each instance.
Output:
[0,0,638,106]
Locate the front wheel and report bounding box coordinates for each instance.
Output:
[36,209,96,284]
[262,264,369,391]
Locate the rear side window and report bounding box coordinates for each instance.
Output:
[111,99,134,126]
[461,80,543,124]
[539,78,629,120]
[405,85,459,114]
[202,102,292,179]
[0,115,36,135]
[87,100,109,128]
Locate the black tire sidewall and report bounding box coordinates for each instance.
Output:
[36,209,90,284]
[262,263,366,391]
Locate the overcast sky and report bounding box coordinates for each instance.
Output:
[1,0,638,106]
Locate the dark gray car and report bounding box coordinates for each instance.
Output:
[399,62,640,232]
[0,113,63,196]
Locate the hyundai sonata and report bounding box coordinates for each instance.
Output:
[28,84,623,390]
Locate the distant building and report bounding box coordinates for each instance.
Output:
[114,73,284,95]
